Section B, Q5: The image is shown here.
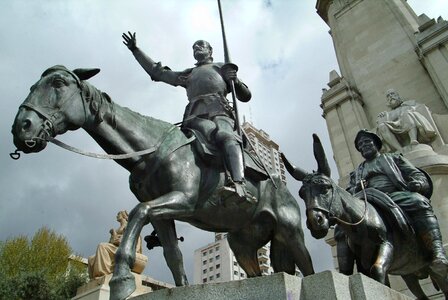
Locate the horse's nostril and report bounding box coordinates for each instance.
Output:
[22,119,31,130]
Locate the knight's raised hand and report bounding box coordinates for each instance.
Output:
[122,31,137,51]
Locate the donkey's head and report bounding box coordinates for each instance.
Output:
[282,134,336,239]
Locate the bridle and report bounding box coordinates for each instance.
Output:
[10,71,182,161]
[306,178,368,227]
[20,85,84,147]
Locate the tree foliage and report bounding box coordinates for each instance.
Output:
[0,227,88,299]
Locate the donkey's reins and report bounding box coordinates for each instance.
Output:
[327,180,368,226]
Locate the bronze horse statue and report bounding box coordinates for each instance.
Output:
[11,65,314,300]
[282,134,448,300]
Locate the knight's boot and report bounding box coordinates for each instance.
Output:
[219,141,256,205]
[416,217,448,276]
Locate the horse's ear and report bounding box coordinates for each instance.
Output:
[313,134,331,177]
[72,68,101,81]
[281,152,308,181]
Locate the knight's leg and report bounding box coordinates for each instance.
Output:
[151,219,189,286]
[370,241,393,284]
[402,274,429,300]
[213,116,255,203]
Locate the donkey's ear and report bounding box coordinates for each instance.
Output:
[72,68,100,81]
[313,134,331,177]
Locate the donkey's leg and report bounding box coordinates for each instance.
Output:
[151,219,189,286]
[428,271,448,300]
[402,274,429,300]
[370,241,393,284]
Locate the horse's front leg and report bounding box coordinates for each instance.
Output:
[110,191,193,299]
[110,201,152,300]
[152,219,189,286]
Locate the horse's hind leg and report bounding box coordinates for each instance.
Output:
[227,232,263,277]
[151,219,188,286]
[402,274,429,300]
[271,225,314,276]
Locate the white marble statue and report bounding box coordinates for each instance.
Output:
[376,89,437,152]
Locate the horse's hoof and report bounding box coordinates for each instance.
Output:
[109,273,136,300]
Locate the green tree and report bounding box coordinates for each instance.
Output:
[0,227,88,299]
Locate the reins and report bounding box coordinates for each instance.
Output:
[327,180,368,226]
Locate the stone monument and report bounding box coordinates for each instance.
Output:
[316,0,448,298]
[74,210,150,300]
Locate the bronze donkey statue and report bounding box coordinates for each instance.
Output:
[282,134,448,300]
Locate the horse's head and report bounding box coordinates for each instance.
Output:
[11,65,99,153]
[282,134,336,239]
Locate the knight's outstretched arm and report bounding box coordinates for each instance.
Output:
[122,31,182,86]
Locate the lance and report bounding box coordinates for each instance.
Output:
[217,0,241,136]
[216,1,278,189]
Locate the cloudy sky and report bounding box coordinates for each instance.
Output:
[0,0,444,285]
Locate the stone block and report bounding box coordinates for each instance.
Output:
[131,272,301,300]
[130,271,414,300]
[300,270,350,300]
[349,274,411,300]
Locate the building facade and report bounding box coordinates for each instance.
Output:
[242,121,287,184]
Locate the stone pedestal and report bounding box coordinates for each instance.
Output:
[73,273,151,300]
[131,271,411,300]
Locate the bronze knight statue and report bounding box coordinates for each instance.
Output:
[122,32,254,204]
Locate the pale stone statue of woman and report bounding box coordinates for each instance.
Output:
[88,210,144,279]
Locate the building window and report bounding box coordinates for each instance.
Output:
[216,273,220,278]
[215,255,220,260]
[203,252,206,256]
[215,246,220,251]
[203,269,207,274]
[203,260,206,265]
[209,276,214,280]
[209,258,213,262]
[234,271,238,275]
[203,278,207,283]
[241,273,245,277]
[209,266,213,271]
[216,264,220,269]
[209,249,213,254]
[233,261,238,266]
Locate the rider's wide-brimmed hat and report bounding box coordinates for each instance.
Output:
[354,129,383,151]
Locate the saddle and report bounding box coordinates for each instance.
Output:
[354,188,415,236]
[185,128,269,182]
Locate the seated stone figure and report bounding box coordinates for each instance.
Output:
[88,210,147,279]
[376,89,437,152]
